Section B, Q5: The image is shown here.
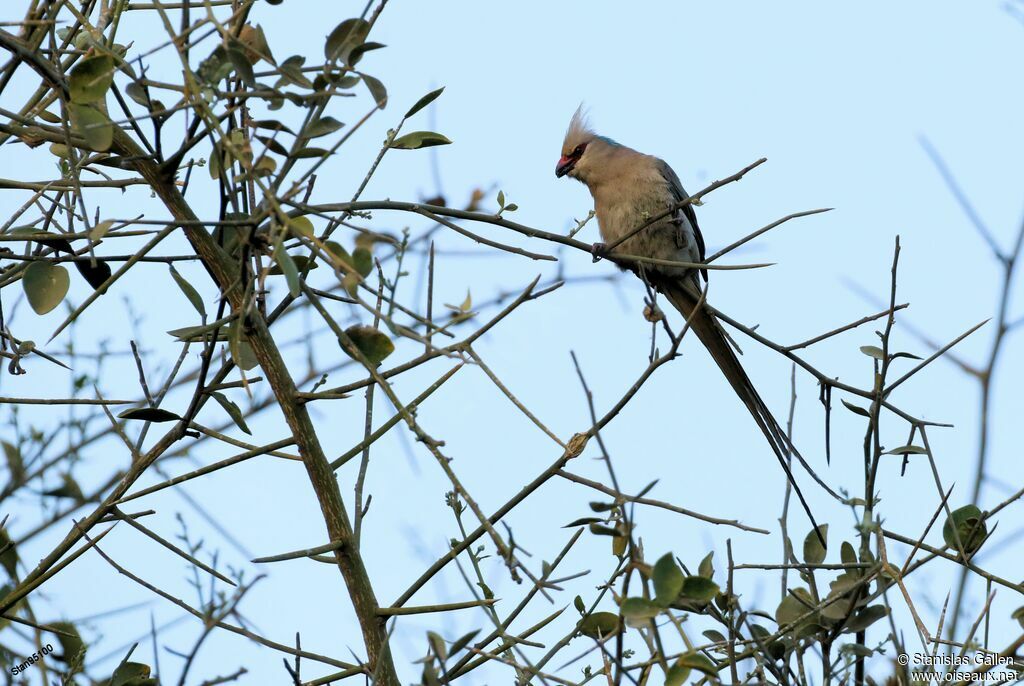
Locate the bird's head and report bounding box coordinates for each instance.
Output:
[556,106,600,182]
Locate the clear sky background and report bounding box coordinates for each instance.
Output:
[2,1,1023,683]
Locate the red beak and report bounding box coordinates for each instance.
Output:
[555,155,575,178]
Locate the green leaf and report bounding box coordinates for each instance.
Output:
[257,135,289,156]
[674,652,717,677]
[577,611,619,639]
[803,524,828,564]
[884,444,927,455]
[840,541,857,566]
[276,56,312,88]
[352,247,373,277]
[698,551,714,579]
[620,597,660,623]
[406,86,444,118]
[118,407,181,423]
[349,41,386,65]
[325,18,370,62]
[37,109,62,123]
[302,116,344,139]
[70,103,113,151]
[449,629,479,655]
[942,505,987,555]
[841,399,870,417]
[750,624,785,660]
[253,119,294,134]
[211,392,251,435]
[664,661,690,686]
[168,266,206,317]
[845,604,888,632]
[197,46,234,85]
[69,54,114,104]
[1012,606,1024,629]
[167,318,232,342]
[362,74,387,108]
[679,575,719,603]
[841,643,874,658]
[51,621,85,664]
[269,254,318,275]
[776,587,815,630]
[342,272,360,298]
[573,595,586,615]
[229,322,260,371]
[702,629,726,644]
[23,262,70,315]
[111,661,153,686]
[652,553,683,606]
[124,81,150,107]
[287,215,314,238]
[292,146,331,159]
[667,651,718,684]
[859,345,885,360]
[820,595,854,621]
[390,131,452,150]
[427,631,447,661]
[342,325,394,366]
[273,239,301,297]
[226,47,255,87]
[587,523,619,537]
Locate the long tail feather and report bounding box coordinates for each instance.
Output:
[659,279,824,539]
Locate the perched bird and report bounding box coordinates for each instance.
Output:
[556,107,821,533]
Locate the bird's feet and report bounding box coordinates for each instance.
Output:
[590,242,608,262]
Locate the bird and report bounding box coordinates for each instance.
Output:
[555,106,823,535]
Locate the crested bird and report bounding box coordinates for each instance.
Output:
[555,107,823,535]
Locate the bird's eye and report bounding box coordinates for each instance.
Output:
[573,143,587,156]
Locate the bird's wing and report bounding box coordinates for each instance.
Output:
[657,159,707,281]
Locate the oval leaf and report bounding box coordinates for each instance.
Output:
[70,103,113,151]
[620,597,660,622]
[69,54,114,104]
[23,262,70,315]
[652,553,683,607]
[325,18,370,62]
[577,611,619,639]
[942,505,987,555]
[363,74,387,108]
[680,575,719,603]
[390,131,452,150]
[302,116,344,139]
[859,345,885,360]
[343,325,394,366]
[803,524,828,564]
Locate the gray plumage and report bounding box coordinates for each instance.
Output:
[556,107,822,534]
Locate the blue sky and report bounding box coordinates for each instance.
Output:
[3,1,1023,683]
